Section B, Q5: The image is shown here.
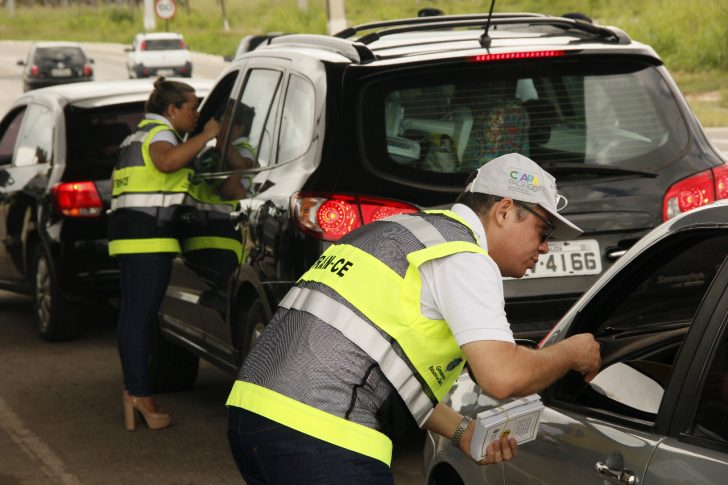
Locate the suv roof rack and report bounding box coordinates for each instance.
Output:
[334,12,544,39]
[269,34,375,63]
[336,13,631,46]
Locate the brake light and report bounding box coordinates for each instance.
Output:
[83,65,93,77]
[291,192,419,241]
[470,50,566,62]
[51,181,103,217]
[663,164,728,220]
[140,41,147,50]
[179,40,187,49]
[30,65,39,76]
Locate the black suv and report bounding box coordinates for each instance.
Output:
[0,79,212,341]
[155,13,728,389]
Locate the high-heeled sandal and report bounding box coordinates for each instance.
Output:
[123,391,172,431]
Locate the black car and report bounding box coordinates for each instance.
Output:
[17,42,94,92]
[425,199,728,484]
[154,13,728,390]
[0,79,212,342]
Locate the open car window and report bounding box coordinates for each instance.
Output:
[553,229,728,423]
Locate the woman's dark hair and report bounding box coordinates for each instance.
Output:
[145,76,196,114]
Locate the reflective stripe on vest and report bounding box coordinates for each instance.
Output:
[182,236,243,261]
[227,381,394,465]
[108,237,181,255]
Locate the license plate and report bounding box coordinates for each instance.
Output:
[157,69,174,76]
[522,239,602,279]
[51,68,72,77]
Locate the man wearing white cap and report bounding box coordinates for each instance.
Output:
[226,153,602,484]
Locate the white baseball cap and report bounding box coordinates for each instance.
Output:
[465,153,583,240]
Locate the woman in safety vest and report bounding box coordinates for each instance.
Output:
[109,77,220,431]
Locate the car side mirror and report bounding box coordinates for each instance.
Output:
[124,46,132,52]
[223,55,233,62]
[17,59,25,66]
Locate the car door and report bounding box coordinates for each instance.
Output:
[0,105,28,282]
[643,257,728,482]
[159,68,245,360]
[160,63,285,368]
[503,227,728,483]
[242,65,322,306]
[0,101,54,285]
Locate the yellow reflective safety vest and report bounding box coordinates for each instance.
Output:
[108,119,192,256]
[227,210,487,466]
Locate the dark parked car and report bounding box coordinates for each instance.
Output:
[424,200,728,484]
[0,78,212,341]
[17,42,94,92]
[154,13,728,389]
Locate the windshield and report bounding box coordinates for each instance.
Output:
[360,58,689,185]
[35,46,86,63]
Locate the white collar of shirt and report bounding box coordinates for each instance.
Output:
[145,113,173,128]
[450,203,488,252]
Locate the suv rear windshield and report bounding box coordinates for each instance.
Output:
[65,104,144,180]
[360,58,689,186]
[143,39,185,51]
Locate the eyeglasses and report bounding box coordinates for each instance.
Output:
[519,203,555,243]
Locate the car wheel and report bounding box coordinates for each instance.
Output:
[32,245,80,342]
[236,298,267,358]
[149,321,199,393]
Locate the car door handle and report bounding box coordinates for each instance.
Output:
[606,249,628,261]
[595,462,637,485]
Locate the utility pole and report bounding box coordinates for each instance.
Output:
[144,0,156,31]
[220,0,230,31]
[327,0,347,35]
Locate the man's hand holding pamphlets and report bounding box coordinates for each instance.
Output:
[469,394,544,461]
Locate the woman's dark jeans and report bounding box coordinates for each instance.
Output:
[117,253,174,397]
[227,406,394,485]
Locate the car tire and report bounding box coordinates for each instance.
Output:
[32,245,80,342]
[237,298,267,357]
[149,322,199,393]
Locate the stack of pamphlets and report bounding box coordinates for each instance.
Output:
[469,393,544,461]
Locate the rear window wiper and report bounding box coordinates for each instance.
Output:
[540,162,658,178]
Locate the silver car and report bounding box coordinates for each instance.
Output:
[425,200,728,484]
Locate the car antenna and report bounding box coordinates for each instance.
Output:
[479,0,497,49]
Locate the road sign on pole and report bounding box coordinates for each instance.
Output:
[155,0,176,20]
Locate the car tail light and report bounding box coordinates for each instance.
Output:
[470,50,566,62]
[291,192,419,241]
[179,40,187,49]
[663,164,728,220]
[30,65,39,77]
[140,41,147,50]
[83,65,93,77]
[179,65,189,74]
[51,181,103,217]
